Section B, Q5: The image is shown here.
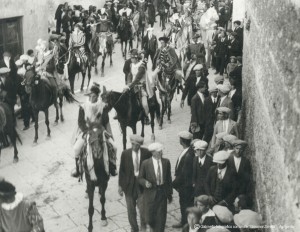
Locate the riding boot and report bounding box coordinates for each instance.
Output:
[71,158,80,178]
[109,161,118,176]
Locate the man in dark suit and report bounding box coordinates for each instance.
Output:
[190,81,212,140]
[172,131,195,228]
[192,140,214,197]
[138,142,173,232]
[62,9,73,47]
[228,32,242,57]
[0,52,18,76]
[214,29,229,75]
[119,135,152,232]
[205,150,238,209]
[233,20,243,49]
[142,28,158,69]
[205,86,219,143]
[228,140,252,196]
[229,56,242,90]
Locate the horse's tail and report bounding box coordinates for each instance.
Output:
[61,85,78,103]
[15,128,22,145]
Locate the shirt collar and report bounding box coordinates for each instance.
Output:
[1,193,23,210]
[199,155,206,163]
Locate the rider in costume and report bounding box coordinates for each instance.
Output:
[69,23,88,64]
[71,83,117,178]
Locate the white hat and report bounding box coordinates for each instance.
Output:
[100,8,106,15]
[213,205,233,223]
[15,60,24,66]
[113,0,119,3]
[194,140,208,150]
[130,134,144,145]
[217,84,231,94]
[20,54,29,61]
[148,142,164,152]
[193,64,203,71]
[213,150,230,164]
[222,134,237,144]
[147,27,154,31]
[217,107,231,114]
[215,132,229,139]
[178,131,193,140]
[0,67,11,75]
[233,210,263,228]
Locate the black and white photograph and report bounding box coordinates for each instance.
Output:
[0,0,299,231]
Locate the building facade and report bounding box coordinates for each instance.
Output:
[1,0,49,57]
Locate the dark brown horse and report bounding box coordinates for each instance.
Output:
[117,15,133,59]
[0,102,22,163]
[90,32,113,77]
[102,87,160,150]
[79,121,110,231]
[24,68,77,144]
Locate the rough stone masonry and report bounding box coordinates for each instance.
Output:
[242,0,300,231]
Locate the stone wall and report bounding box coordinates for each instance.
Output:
[242,0,300,231]
[1,0,49,53]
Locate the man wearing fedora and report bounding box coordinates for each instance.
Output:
[142,27,158,68]
[71,83,117,178]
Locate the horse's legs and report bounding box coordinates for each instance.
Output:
[33,110,39,143]
[87,62,92,88]
[59,96,64,122]
[9,129,19,163]
[44,109,51,138]
[69,73,75,94]
[110,52,113,67]
[101,53,106,77]
[132,124,137,134]
[159,95,166,129]
[99,182,108,225]
[54,101,59,124]
[81,71,86,92]
[124,40,128,60]
[121,40,124,57]
[87,181,95,232]
[121,124,127,150]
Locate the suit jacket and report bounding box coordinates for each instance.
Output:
[227,155,252,195]
[173,147,195,190]
[205,165,237,205]
[119,147,152,195]
[229,39,242,57]
[191,94,212,127]
[229,65,242,89]
[211,119,239,147]
[217,96,234,119]
[142,33,158,54]
[138,158,173,203]
[231,88,242,121]
[234,27,243,46]
[215,37,229,57]
[192,155,214,197]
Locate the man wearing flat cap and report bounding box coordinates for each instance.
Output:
[233,209,263,232]
[186,33,206,64]
[119,134,152,232]
[205,150,238,208]
[0,180,45,231]
[211,107,239,147]
[138,142,173,232]
[72,83,117,178]
[216,84,234,119]
[192,140,214,197]
[190,81,212,141]
[172,131,195,228]
[227,140,252,198]
[214,29,229,76]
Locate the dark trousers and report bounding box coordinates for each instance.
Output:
[65,33,70,48]
[160,14,166,29]
[216,55,227,75]
[125,178,146,232]
[179,186,194,225]
[148,188,167,232]
[192,123,205,140]
[145,51,156,68]
[56,20,61,34]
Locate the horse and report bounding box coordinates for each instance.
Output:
[24,68,77,144]
[0,102,22,163]
[117,15,133,59]
[90,32,113,77]
[66,47,92,94]
[80,121,110,231]
[102,87,160,150]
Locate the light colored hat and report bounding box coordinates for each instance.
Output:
[193,64,203,71]
[222,135,237,144]
[20,54,29,61]
[213,150,230,164]
[100,8,107,15]
[216,132,229,139]
[233,139,248,147]
[0,67,11,75]
[130,134,144,145]
[113,0,119,3]
[194,140,208,150]
[148,142,164,152]
[147,27,154,31]
[217,107,231,114]
[15,60,24,66]
[218,27,225,31]
[217,84,231,94]
[194,195,211,207]
[214,75,224,84]
[191,139,200,146]
[178,131,193,140]
[233,210,263,228]
[213,205,233,223]
[206,227,230,232]
[208,86,218,93]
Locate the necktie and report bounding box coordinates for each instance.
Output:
[218,170,222,180]
[157,160,162,185]
[135,152,139,174]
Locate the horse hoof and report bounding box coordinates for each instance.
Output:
[53,121,58,126]
[168,120,171,124]
[159,126,162,130]
[46,135,51,140]
[101,220,108,227]
[61,117,64,122]
[32,142,38,147]
[151,134,155,142]
[13,157,19,163]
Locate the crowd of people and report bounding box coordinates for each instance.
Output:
[0,0,264,232]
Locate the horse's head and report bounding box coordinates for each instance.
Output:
[86,118,105,159]
[23,69,41,94]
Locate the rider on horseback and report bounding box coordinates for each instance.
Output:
[71,83,117,178]
[69,23,88,65]
[122,49,151,124]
